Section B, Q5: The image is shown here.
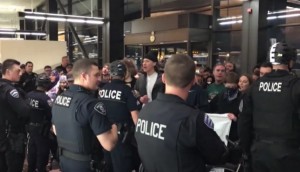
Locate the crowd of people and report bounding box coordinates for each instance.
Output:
[0,42,299,172]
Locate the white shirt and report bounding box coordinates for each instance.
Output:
[146,72,158,102]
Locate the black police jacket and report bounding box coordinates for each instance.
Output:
[52,85,111,156]
[27,90,52,133]
[98,79,138,124]
[135,93,227,172]
[0,79,31,134]
[239,70,300,152]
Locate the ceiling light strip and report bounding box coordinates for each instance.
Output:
[22,11,104,25]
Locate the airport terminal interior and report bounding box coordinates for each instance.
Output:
[1,1,300,172]
[1,0,300,73]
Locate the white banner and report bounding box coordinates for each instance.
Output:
[206,113,232,172]
[206,113,232,145]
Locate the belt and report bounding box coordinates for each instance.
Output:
[59,148,91,161]
[29,122,42,127]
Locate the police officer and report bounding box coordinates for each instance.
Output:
[98,60,139,172]
[0,59,32,172]
[18,61,38,93]
[238,42,300,172]
[52,59,118,172]
[27,73,53,172]
[135,54,228,172]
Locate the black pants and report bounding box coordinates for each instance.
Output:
[0,146,26,172]
[251,141,300,172]
[104,140,133,172]
[27,132,50,172]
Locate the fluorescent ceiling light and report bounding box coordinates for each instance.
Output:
[25,15,46,20]
[277,13,300,18]
[0,30,46,36]
[219,20,242,25]
[47,17,66,22]
[21,11,104,25]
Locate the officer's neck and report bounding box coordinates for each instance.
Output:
[272,64,289,71]
[165,85,189,101]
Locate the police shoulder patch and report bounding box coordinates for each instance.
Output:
[94,102,106,116]
[204,114,214,130]
[9,89,19,98]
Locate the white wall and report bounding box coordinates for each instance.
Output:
[0,40,66,73]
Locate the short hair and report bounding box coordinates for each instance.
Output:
[225,72,239,84]
[260,62,273,69]
[20,64,25,69]
[72,59,98,79]
[2,59,20,74]
[62,56,68,60]
[25,61,33,66]
[44,65,51,69]
[213,63,225,71]
[164,54,195,88]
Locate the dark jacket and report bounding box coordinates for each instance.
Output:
[134,72,165,101]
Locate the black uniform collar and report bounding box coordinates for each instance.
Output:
[68,84,93,94]
[156,92,187,104]
[0,78,14,85]
[111,79,125,84]
[265,70,290,77]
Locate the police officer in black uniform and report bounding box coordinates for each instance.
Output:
[0,59,32,172]
[135,54,227,172]
[27,73,53,172]
[52,59,118,172]
[18,61,38,93]
[98,60,139,172]
[239,42,300,172]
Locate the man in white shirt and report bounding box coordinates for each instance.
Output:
[134,51,164,107]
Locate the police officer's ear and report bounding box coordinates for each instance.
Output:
[162,73,166,84]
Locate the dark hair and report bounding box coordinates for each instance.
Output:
[225,72,239,84]
[164,54,195,88]
[203,67,212,73]
[239,74,253,85]
[72,59,98,79]
[122,58,137,77]
[20,64,25,69]
[25,61,33,66]
[213,63,225,71]
[66,64,73,68]
[2,59,20,74]
[260,62,273,69]
[225,61,236,72]
[44,65,51,70]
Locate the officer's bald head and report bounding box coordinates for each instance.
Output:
[164,54,195,88]
[72,59,98,79]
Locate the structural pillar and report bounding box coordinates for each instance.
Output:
[46,0,58,40]
[102,0,124,63]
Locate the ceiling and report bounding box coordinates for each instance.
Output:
[1,0,300,33]
[0,0,44,29]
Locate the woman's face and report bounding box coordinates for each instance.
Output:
[238,76,250,92]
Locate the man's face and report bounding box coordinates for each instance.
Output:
[44,67,52,76]
[213,65,226,82]
[62,57,69,67]
[102,65,109,75]
[8,64,22,82]
[225,63,234,72]
[142,59,155,73]
[85,65,101,91]
[25,63,33,73]
[259,67,272,77]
